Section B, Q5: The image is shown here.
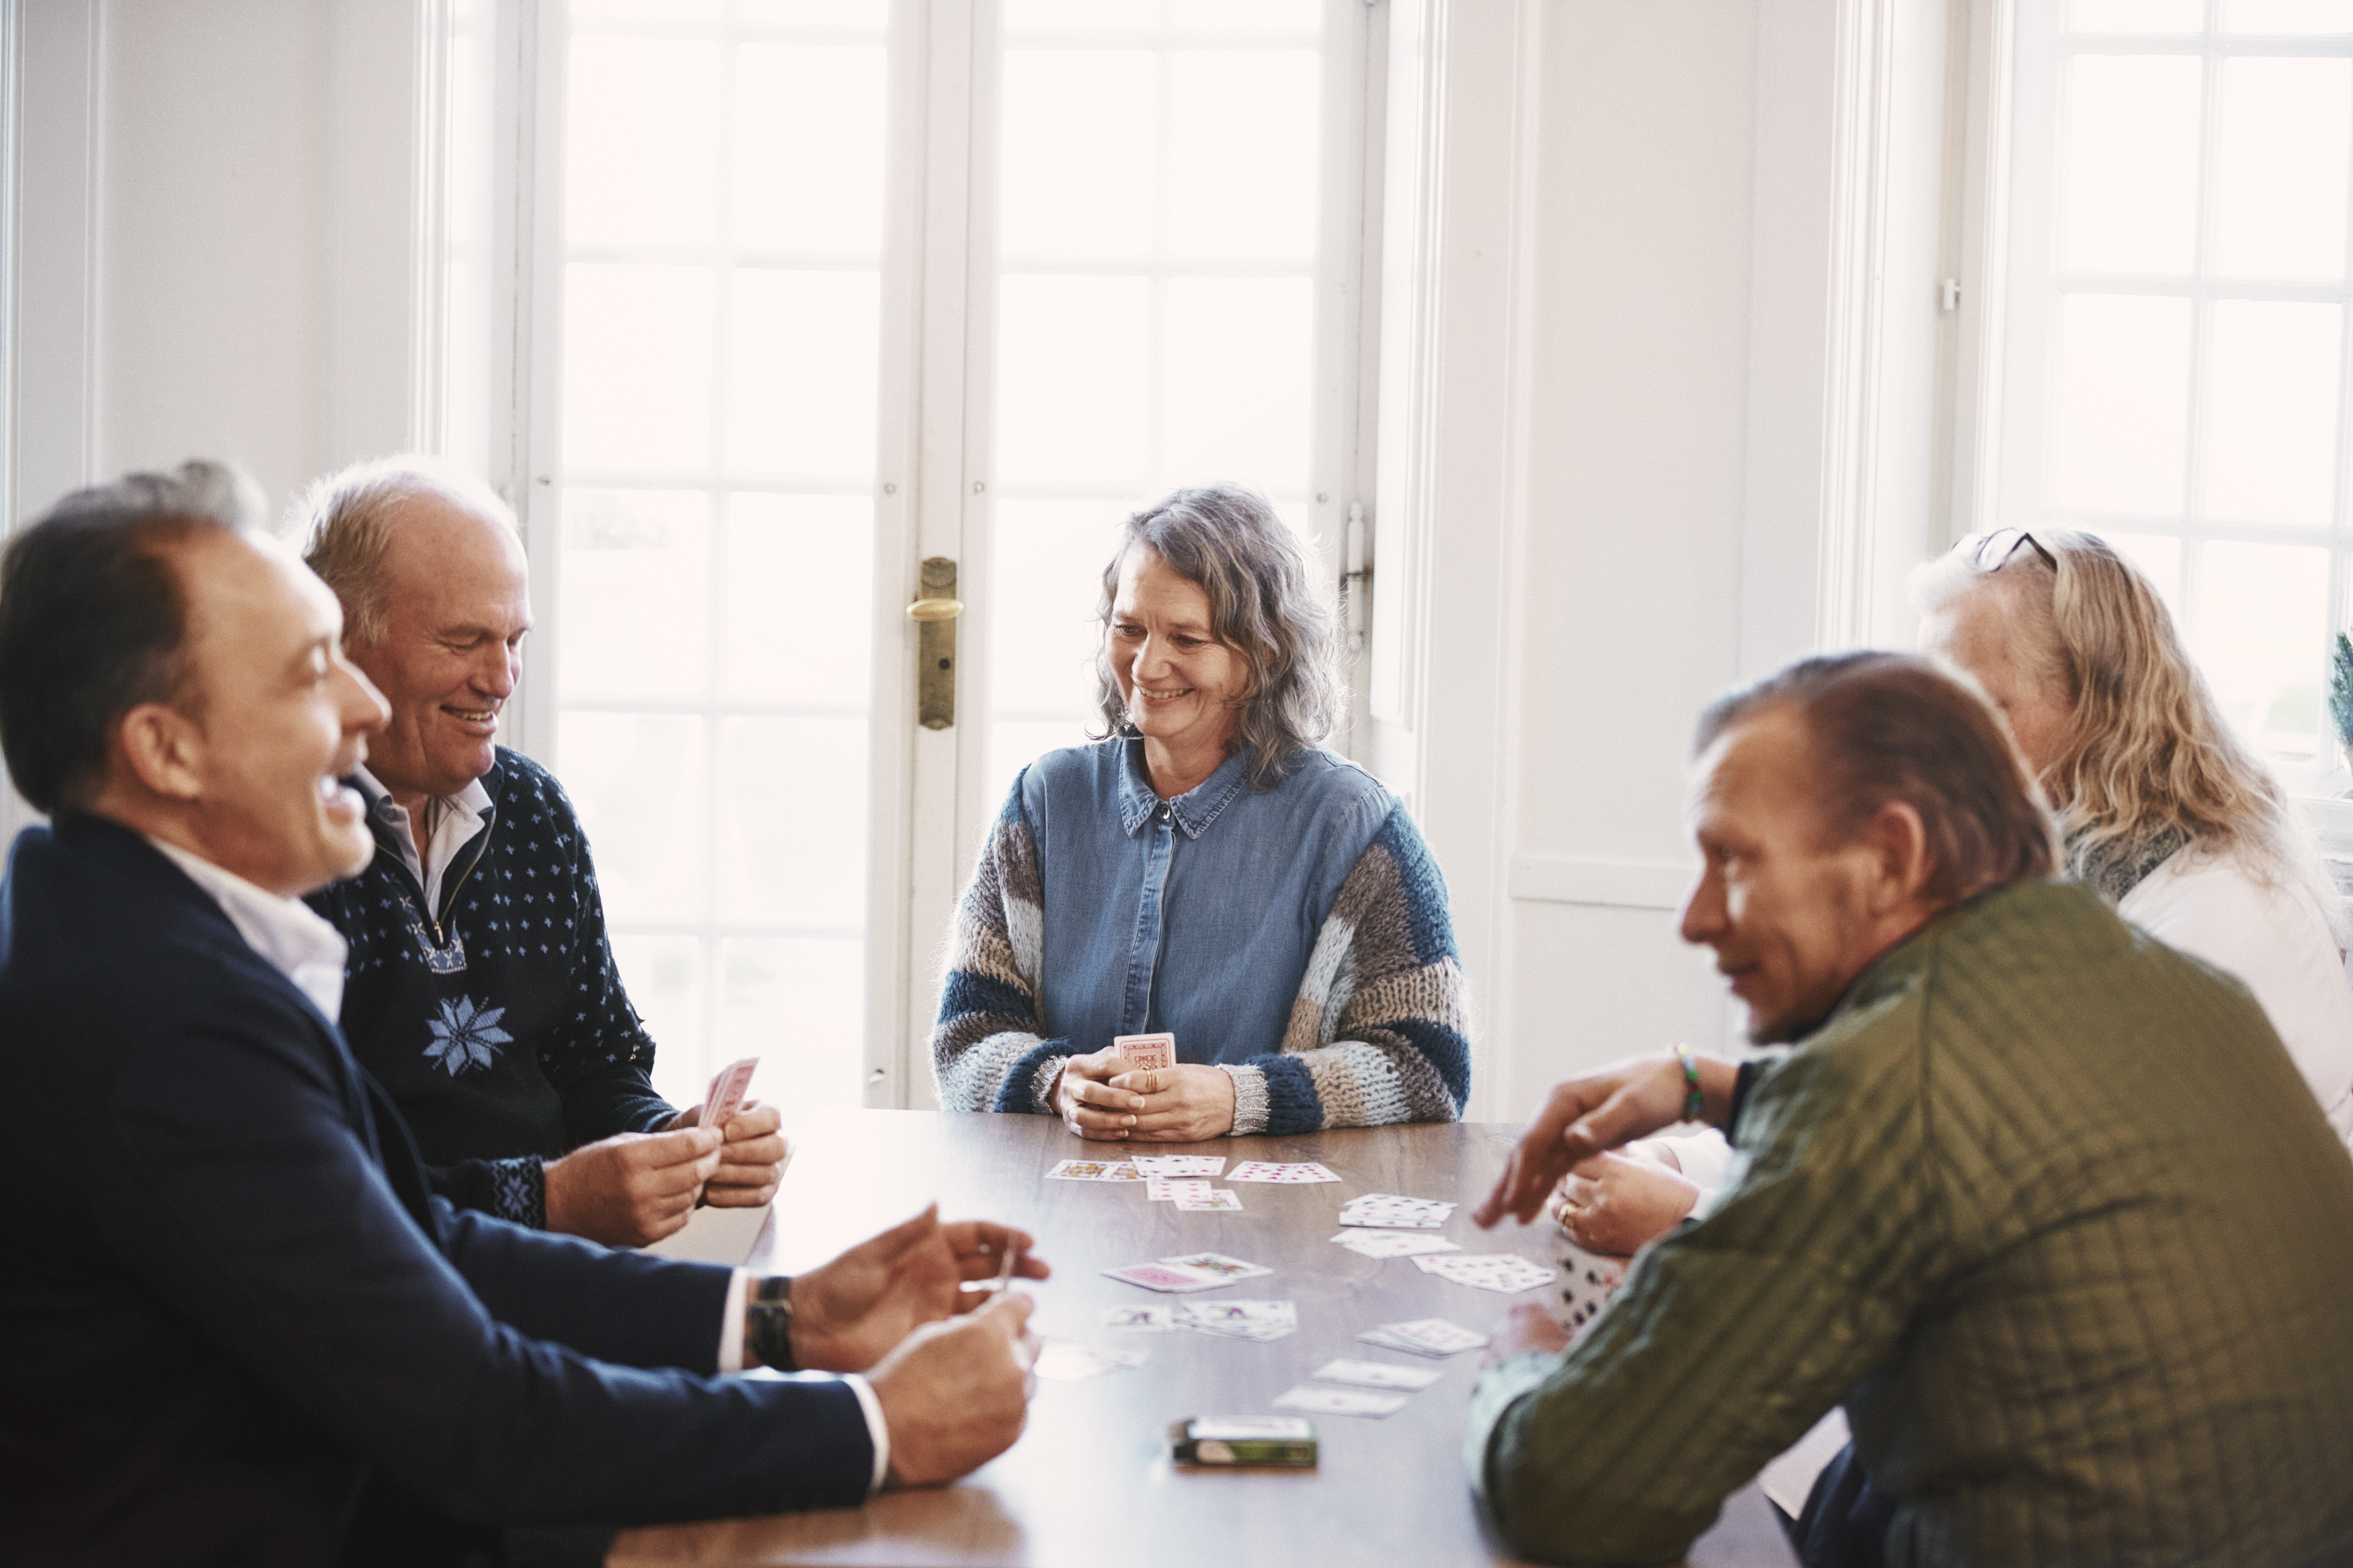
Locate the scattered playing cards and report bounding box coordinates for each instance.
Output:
[1113,1032,1174,1072]
[1310,1358,1444,1392]
[1104,1305,1181,1332]
[1413,1253,1553,1295]
[1173,1187,1244,1212]
[700,1057,758,1129]
[1337,1194,1456,1230]
[1147,1179,1212,1202]
[1033,1340,1148,1380]
[1357,1318,1489,1358]
[1274,1385,1408,1418]
[1180,1299,1298,1342]
[1226,1161,1341,1184]
[1046,1159,1142,1182]
[1330,1229,1462,1260]
[1103,1251,1271,1292]
[1131,1155,1225,1178]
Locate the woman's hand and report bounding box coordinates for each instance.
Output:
[1111,1063,1236,1142]
[1053,1048,1148,1139]
[1549,1151,1699,1256]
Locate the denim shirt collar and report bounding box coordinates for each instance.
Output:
[1116,739,1253,839]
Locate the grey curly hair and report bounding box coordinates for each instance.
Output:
[1090,483,1346,788]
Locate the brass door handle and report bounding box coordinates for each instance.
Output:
[911,557,959,729]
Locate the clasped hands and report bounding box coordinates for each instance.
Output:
[1054,1047,1235,1142]
[781,1204,1051,1488]
[543,1099,790,1247]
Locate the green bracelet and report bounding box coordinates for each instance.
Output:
[1675,1044,1704,1121]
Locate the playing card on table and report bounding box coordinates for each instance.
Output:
[1181,1299,1298,1342]
[1033,1339,1149,1380]
[1130,1154,1226,1178]
[1273,1385,1408,1418]
[1147,1179,1213,1202]
[1046,1159,1140,1182]
[1417,1253,1554,1295]
[1103,1305,1181,1332]
[1361,1317,1489,1358]
[1173,1187,1244,1211]
[1226,1161,1342,1184]
[1112,1032,1174,1073]
[1310,1358,1444,1392]
[699,1057,758,1129]
[1103,1261,1230,1293]
[1158,1250,1273,1282]
[1337,1193,1456,1230]
[1330,1229,1462,1260]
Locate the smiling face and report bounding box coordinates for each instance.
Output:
[173,532,391,897]
[1919,582,2073,780]
[1106,546,1250,764]
[1677,707,1895,1044]
[344,493,531,811]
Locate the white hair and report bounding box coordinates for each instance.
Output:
[290,456,517,645]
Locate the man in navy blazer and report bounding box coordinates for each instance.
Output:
[0,462,1047,1566]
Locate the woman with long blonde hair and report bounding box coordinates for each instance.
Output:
[1915,528,2353,1145]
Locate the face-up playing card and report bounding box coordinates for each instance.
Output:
[1147,1179,1213,1202]
[1330,1229,1462,1260]
[1103,1261,1230,1293]
[700,1057,758,1129]
[1046,1159,1140,1182]
[1179,1298,1298,1342]
[1157,1251,1272,1282]
[1113,1032,1174,1073]
[1310,1358,1444,1392]
[1337,1193,1456,1230]
[1130,1155,1226,1178]
[1103,1305,1181,1332]
[1273,1385,1408,1418]
[1226,1161,1342,1184]
[1033,1339,1149,1380]
[1172,1187,1244,1211]
[1547,1233,1630,1335]
[1416,1253,1554,1295]
[1365,1317,1489,1356]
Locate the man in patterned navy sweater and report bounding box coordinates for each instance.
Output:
[298,458,782,1245]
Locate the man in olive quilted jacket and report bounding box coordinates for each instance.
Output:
[1468,651,2353,1568]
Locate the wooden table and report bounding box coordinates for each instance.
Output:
[610,1112,1796,1568]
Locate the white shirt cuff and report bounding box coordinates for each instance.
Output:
[844,1373,891,1495]
[717,1267,752,1374]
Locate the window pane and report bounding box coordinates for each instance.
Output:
[612,934,707,1110]
[1160,276,1314,491]
[996,275,1154,488]
[2196,542,2332,755]
[722,493,875,706]
[564,264,715,472]
[717,938,864,1113]
[725,269,881,481]
[736,0,889,26]
[990,499,1117,718]
[716,717,869,924]
[2202,300,2342,526]
[1004,0,1160,34]
[1000,50,1158,260]
[2091,529,2186,610]
[2223,0,2353,31]
[2061,56,2203,275]
[561,713,710,921]
[2049,294,2194,515]
[731,44,888,256]
[2073,0,2204,30]
[567,38,721,249]
[1173,0,1322,35]
[2214,58,2352,282]
[1166,50,1320,263]
[560,490,711,699]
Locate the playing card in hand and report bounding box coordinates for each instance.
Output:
[1113,1032,1174,1073]
[700,1057,758,1129]
[1548,1232,1629,1335]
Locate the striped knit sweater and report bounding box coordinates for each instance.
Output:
[931,763,1471,1134]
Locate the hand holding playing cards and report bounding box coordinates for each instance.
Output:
[666,1099,787,1208]
[1111,1063,1236,1142]
[1550,1151,1699,1256]
[867,1292,1039,1488]
[1474,1052,1736,1229]
[788,1205,1049,1373]
[1483,1301,1573,1368]
[542,1125,724,1246]
[1053,1047,1150,1137]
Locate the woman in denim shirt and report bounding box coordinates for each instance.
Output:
[931,483,1471,1139]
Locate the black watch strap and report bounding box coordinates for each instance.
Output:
[746,1274,797,1371]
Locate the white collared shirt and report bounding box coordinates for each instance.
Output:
[352,765,493,917]
[147,837,350,1020]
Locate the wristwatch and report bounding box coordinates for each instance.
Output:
[746,1274,797,1371]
